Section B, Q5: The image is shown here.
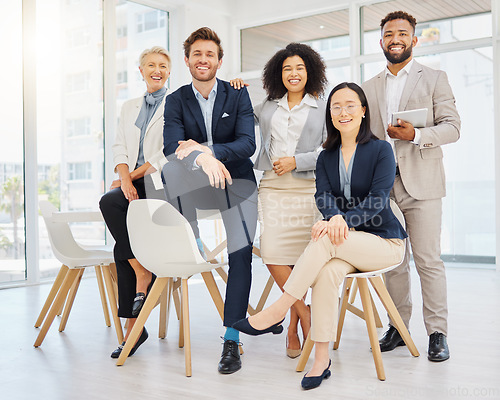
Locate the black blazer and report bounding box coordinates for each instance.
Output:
[163,79,256,182]
[315,138,407,240]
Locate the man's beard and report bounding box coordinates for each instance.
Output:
[383,45,413,64]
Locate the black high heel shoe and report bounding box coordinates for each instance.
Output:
[301,359,332,390]
[110,327,149,358]
[232,317,285,336]
[131,276,155,317]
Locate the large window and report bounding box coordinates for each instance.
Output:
[361,2,494,263]
[0,2,25,284]
[36,0,105,278]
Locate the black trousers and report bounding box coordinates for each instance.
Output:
[99,175,164,318]
[162,160,258,327]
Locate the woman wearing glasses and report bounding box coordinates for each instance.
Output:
[251,43,328,358]
[233,82,407,390]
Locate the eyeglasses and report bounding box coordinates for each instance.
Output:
[330,104,362,116]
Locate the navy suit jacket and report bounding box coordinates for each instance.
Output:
[315,138,407,240]
[163,78,256,182]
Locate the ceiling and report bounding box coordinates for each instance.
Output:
[242,0,491,43]
[241,0,491,71]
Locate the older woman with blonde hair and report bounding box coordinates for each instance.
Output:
[99,46,171,358]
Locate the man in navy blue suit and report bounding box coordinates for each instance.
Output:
[162,27,257,374]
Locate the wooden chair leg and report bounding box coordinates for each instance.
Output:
[358,278,386,381]
[334,277,354,350]
[369,276,419,357]
[179,282,185,349]
[296,331,314,372]
[102,264,124,343]
[348,279,358,304]
[215,266,228,283]
[59,268,84,332]
[116,278,168,366]
[34,269,80,347]
[369,289,384,328]
[158,278,170,339]
[35,265,68,327]
[181,279,192,377]
[109,262,119,300]
[248,275,274,316]
[172,281,181,320]
[200,271,224,320]
[95,265,111,327]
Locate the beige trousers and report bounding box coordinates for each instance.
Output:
[283,231,404,342]
[387,176,448,335]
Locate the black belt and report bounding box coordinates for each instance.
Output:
[395,166,400,176]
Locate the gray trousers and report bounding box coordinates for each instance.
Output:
[386,175,448,336]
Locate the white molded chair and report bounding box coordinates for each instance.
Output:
[34,201,123,347]
[296,199,419,381]
[116,199,226,376]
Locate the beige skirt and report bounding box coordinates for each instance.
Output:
[258,170,321,265]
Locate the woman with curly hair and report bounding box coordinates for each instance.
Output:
[253,43,328,358]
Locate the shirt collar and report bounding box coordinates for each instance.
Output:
[191,79,218,100]
[276,92,318,109]
[385,58,414,78]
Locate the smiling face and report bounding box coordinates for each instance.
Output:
[184,39,222,83]
[330,88,366,136]
[380,18,418,66]
[281,55,307,96]
[139,53,170,93]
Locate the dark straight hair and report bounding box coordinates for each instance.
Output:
[322,82,377,151]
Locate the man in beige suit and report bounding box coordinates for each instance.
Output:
[362,11,460,362]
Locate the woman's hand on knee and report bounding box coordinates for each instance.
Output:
[327,215,349,246]
[311,220,328,241]
[121,179,138,202]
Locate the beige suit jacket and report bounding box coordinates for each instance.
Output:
[362,61,460,200]
[112,92,169,189]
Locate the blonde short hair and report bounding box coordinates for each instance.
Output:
[139,46,171,69]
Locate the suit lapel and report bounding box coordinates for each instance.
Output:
[184,86,207,140]
[212,79,226,136]
[375,72,388,137]
[145,96,166,135]
[399,62,422,110]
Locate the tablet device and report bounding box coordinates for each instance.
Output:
[392,108,428,128]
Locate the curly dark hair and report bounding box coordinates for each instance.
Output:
[262,43,327,100]
[380,11,417,33]
[323,82,377,151]
[184,27,223,60]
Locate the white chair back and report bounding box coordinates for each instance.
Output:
[39,201,113,268]
[127,199,209,279]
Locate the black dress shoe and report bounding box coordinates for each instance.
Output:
[379,325,406,352]
[131,277,154,317]
[301,360,332,390]
[110,327,148,359]
[232,317,285,336]
[218,339,241,374]
[428,331,449,362]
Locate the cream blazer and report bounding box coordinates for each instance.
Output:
[112,91,169,189]
[362,61,460,200]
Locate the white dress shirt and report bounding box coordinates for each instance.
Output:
[269,93,318,161]
[385,59,421,152]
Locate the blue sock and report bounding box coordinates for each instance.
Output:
[224,327,240,342]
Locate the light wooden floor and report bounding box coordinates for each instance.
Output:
[1,262,500,400]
